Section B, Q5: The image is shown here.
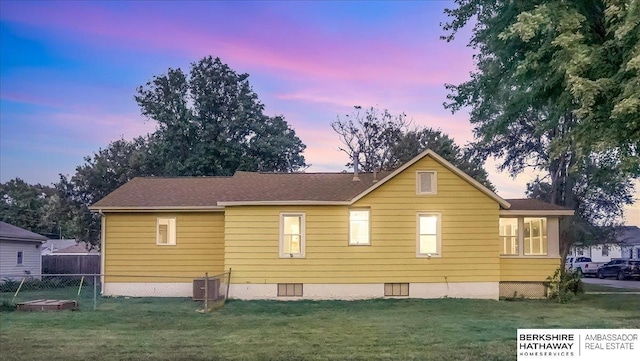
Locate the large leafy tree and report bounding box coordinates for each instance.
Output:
[135,56,307,176]
[54,57,308,248]
[441,0,639,257]
[0,178,57,237]
[331,106,493,189]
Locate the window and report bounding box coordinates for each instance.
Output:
[280,213,305,258]
[602,245,609,257]
[416,171,437,194]
[349,209,370,245]
[499,218,519,255]
[17,251,23,265]
[577,247,584,256]
[384,283,409,297]
[524,218,547,255]
[277,283,303,297]
[157,218,176,245]
[417,213,441,257]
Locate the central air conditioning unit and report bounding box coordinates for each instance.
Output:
[192,278,220,301]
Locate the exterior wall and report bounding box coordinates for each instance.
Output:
[224,155,501,289]
[0,240,42,278]
[589,244,623,262]
[229,282,499,300]
[103,212,225,283]
[499,217,561,282]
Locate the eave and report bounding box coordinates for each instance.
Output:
[499,210,575,216]
[89,206,225,213]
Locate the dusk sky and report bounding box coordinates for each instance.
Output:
[1,1,637,224]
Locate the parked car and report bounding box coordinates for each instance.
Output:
[597,259,640,280]
[565,257,605,277]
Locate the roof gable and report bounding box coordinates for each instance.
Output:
[350,149,510,208]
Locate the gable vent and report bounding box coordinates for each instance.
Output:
[417,171,437,194]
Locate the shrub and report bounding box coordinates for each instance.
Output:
[544,268,584,303]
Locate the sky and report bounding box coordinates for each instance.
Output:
[0,1,638,225]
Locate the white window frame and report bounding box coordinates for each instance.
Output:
[416,171,437,195]
[17,251,23,265]
[156,217,177,246]
[523,217,547,256]
[499,217,519,256]
[279,213,306,258]
[499,217,549,257]
[416,212,442,258]
[349,209,371,246]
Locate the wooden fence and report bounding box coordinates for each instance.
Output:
[42,255,100,275]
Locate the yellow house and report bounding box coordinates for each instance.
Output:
[90,150,573,300]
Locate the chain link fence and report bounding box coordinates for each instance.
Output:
[0,271,231,312]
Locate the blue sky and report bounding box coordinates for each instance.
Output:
[0,1,638,224]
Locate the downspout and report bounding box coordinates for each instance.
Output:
[99,210,106,291]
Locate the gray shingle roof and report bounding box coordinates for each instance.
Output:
[0,221,47,242]
[90,171,393,208]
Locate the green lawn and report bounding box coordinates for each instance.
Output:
[1,294,639,361]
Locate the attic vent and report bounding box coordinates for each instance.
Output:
[417,171,437,194]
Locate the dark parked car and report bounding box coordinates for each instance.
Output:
[597,259,640,280]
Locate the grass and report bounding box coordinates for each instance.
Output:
[583,282,640,293]
[1,294,639,361]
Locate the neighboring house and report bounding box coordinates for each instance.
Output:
[90,149,574,300]
[41,239,99,256]
[570,226,640,262]
[0,221,47,278]
[41,239,100,274]
[41,239,79,255]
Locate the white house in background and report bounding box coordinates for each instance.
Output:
[0,221,47,278]
[569,226,640,262]
[41,239,99,256]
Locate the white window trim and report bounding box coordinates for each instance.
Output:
[349,209,371,246]
[156,217,177,246]
[500,217,551,258]
[523,217,548,256]
[279,212,306,258]
[416,212,442,258]
[17,251,23,265]
[499,217,519,256]
[416,170,437,195]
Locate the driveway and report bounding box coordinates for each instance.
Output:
[582,277,640,290]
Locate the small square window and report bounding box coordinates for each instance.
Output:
[157,218,176,245]
[277,283,303,297]
[416,171,437,194]
[384,283,409,297]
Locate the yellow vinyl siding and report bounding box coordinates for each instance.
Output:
[499,258,560,281]
[224,155,501,284]
[104,212,224,282]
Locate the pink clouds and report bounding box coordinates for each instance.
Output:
[1,1,474,88]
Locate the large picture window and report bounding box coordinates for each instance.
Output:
[280,213,305,258]
[417,213,441,257]
[157,218,176,246]
[499,218,518,255]
[524,217,547,255]
[349,209,370,245]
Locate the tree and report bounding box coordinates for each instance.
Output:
[441,0,639,260]
[135,56,307,176]
[0,178,57,237]
[331,106,494,189]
